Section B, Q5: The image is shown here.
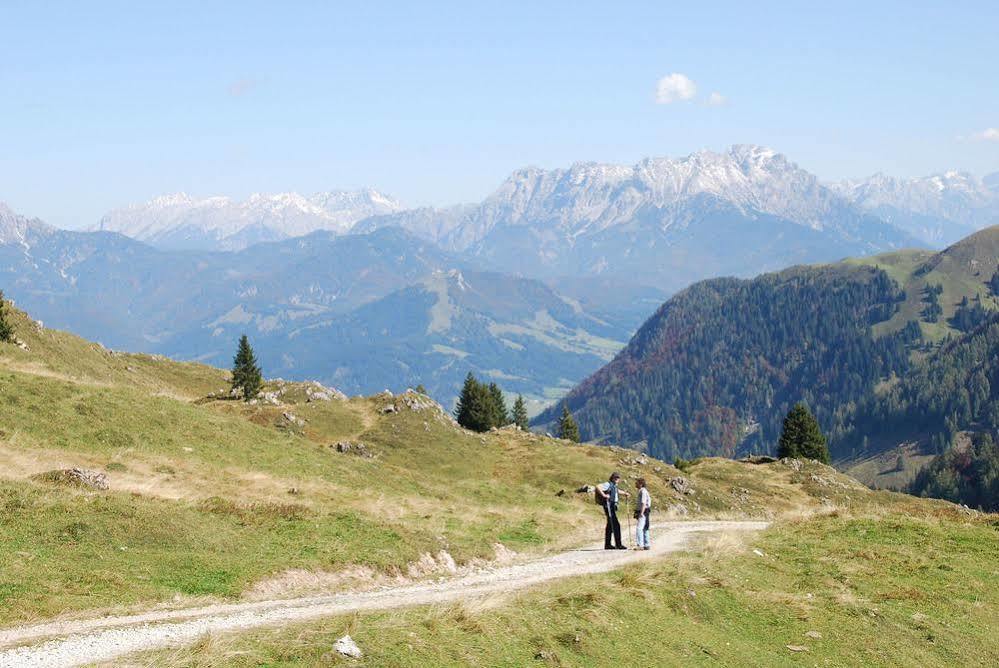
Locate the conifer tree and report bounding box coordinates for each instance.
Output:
[557,403,580,442]
[414,384,428,395]
[231,334,262,401]
[512,394,530,431]
[0,291,14,344]
[487,382,508,427]
[776,403,829,463]
[454,372,492,432]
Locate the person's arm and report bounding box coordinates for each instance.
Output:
[596,485,609,500]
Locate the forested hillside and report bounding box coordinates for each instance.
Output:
[536,264,919,459]
[539,227,999,475]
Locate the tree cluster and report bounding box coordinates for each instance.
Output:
[908,431,999,511]
[454,372,515,432]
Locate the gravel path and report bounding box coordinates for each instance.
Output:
[0,520,768,667]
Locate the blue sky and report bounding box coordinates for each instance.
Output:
[2,0,997,228]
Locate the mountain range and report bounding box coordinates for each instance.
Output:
[2,145,997,408]
[832,170,999,246]
[95,189,404,251]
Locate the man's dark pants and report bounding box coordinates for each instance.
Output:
[604,502,623,548]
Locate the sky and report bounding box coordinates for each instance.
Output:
[2,0,998,229]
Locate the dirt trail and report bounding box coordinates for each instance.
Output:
[0,520,768,667]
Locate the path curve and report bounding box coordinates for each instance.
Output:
[0,520,768,667]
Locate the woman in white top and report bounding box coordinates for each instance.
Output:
[634,477,652,550]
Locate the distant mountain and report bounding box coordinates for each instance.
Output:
[96,189,404,251]
[832,171,999,245]
[536,226,999,467]
[0,202,53,246]
[239,268,628,405]
[360,145,920,290]
[0,210,629,406]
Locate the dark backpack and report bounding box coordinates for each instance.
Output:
[593,485,605,506]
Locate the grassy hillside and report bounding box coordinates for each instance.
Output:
[0,303,828,625]
[1,301,996,667]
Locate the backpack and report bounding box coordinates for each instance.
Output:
[593,484,605,506]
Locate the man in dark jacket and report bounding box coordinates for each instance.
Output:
[596,471,630,549]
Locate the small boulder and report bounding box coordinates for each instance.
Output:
[333,635,363,659]
[36,468,110,491]
[670,476,692,495]
[381,404,397,414]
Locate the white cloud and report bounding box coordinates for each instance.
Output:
[655,73,697,104]
[706,92,728,107]
[976,127,999,142]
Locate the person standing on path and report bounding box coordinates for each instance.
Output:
[633,477,652,550]
[597,472,630,550]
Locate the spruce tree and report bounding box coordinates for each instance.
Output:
[0,291,14,343]
[487,382,508,427]
[512,394,530,431]
[776,403,829,463]
[557,403,580,442]
[231,334,263,401]
[454,372,492,432]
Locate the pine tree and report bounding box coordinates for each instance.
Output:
[414,384,428,395]
[989,265,999,297]
[0,291,14,343]
[487,382,508,427]
[454,372,493,432]
[512,395,530,431]
[776,403,829,463]
[557,403,580,442]
[231,334,263,401]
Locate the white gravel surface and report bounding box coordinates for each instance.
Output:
[0,520,768,667]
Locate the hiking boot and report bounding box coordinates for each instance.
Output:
[614,546,627,550]
[643,546,650,550]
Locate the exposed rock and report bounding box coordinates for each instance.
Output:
[332,441,374,458]
[786,645,809,653]
[780,457,803,472]
[667,503,689,516]
[804,630,822,639]
[36,468,109,491]
[380,404,397,414]
[670,476,692,495]
[281,411,305,427]
[333,635,363,659]
[258,391,281,406]
[304,381,346,402]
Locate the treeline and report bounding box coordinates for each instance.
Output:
[537,265,916,460]
[454,372,530,432]
[908,431,999,511]
[833,312,999,459]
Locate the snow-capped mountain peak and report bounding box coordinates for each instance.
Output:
[96,189,405,251]
[831,170,999,244]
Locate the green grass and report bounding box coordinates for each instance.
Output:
[2,300,996,667]
[1,310,842,624]
[125,510,999,667]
